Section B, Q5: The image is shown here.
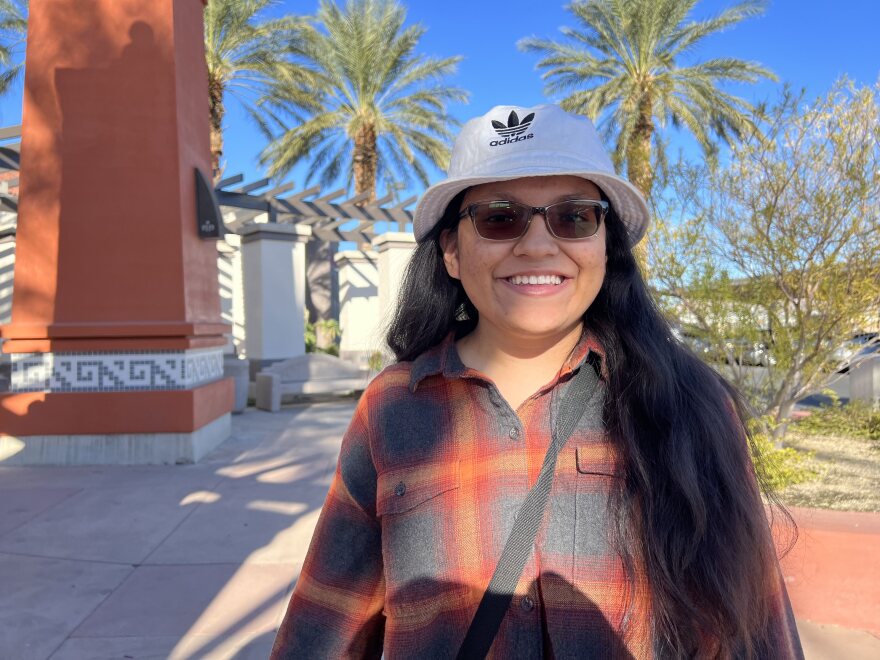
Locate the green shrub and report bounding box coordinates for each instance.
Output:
[793,390,880,440]
[748,417,815,490]
[305,320,317,352]
[305,318,341,357]
[368,351,384,372]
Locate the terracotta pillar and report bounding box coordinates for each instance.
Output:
[0,0,233,464]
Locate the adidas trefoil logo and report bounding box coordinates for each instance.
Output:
[489,110,536,147]
[492,110,534,137]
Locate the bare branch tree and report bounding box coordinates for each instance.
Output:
[650,80,880,442]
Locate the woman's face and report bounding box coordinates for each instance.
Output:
[440,175,607,345]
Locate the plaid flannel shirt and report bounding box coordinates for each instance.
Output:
[271,333,803,659]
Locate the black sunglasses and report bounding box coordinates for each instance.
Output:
[457,199,608,241]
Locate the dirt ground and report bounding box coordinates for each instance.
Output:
[778,431,880,512]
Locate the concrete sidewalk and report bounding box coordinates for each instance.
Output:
[1,402,878,659]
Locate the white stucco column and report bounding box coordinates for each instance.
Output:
[217,233,245,356]
[372,232,416,361]
[334,250,380,365]
[0,232,15,328]
[240,224,312,374]
[0,231,15,391]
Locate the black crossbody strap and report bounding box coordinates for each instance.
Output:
[456,354,601,660]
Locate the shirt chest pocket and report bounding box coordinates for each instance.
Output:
[573,442,620,560]
[572,442,631,628]
[376,460,466,620]
[376,459,460,516]
[575,443,619,479]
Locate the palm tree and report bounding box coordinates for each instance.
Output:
[0,0,27,99]
[204,0,314,179]
[259,0,468,202]
[519,0,775,198]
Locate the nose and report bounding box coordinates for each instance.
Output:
[512,209,559,257]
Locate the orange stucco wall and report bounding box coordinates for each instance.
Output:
[0,0,231,439]
[0,378,233,435]
[1,0,224,353]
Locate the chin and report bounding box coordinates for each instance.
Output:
[504,320,582,340]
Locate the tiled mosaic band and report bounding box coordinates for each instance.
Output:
[9,348,225,393]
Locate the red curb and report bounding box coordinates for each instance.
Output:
[778,507,880,635]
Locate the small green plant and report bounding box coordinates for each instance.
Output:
[304,320,317,352]
[305,317,341,357]
[368,350,384,372]
[748,417,815,490]
[793,390,880,441]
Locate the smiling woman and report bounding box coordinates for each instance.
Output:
[439,176,608,409]
[270,105,805,659]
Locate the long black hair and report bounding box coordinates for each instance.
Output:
[386,189,476,360]
[387,189,794,658]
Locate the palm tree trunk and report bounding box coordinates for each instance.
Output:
[627,93,654,270]
[626,94,654,198]
[352,123,378,202]
[209,75,225,181]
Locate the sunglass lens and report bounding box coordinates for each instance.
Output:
[471,201,528,240]
[549,201,601,239]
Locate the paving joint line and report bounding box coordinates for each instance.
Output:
[0,486,85,540]
[137,470,230,566]
[62,470,232,650]
[0,549,137,567]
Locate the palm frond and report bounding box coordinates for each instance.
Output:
[203,0,315,175]
[0,0,27,97]
[260,0,468,198]
[665,0,766,58]
[518,0,773,195]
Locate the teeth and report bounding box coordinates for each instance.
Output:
[507,274,563,285]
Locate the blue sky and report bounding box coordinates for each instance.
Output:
[0,0,878,200]
[233,0,880,198]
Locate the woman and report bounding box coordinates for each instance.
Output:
[271,105,803,659]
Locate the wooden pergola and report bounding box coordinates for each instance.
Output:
[0,124,21,225]
[0,124,416,241]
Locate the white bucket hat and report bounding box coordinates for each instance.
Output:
[413,104,650,245]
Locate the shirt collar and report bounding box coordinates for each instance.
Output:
[409,333,465,392]
[409,329,606,392]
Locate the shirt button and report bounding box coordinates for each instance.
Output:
[520,595,535,612]
[394,482,406,497]
[508,427,520,440]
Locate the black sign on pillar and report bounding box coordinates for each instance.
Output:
[195,167,225,239]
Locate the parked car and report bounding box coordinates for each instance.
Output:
[686,336,713,359]
[722,338,776,367]
[674,333,775,367]
[670,326,714,361]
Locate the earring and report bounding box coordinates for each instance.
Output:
[454,303,470,321]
